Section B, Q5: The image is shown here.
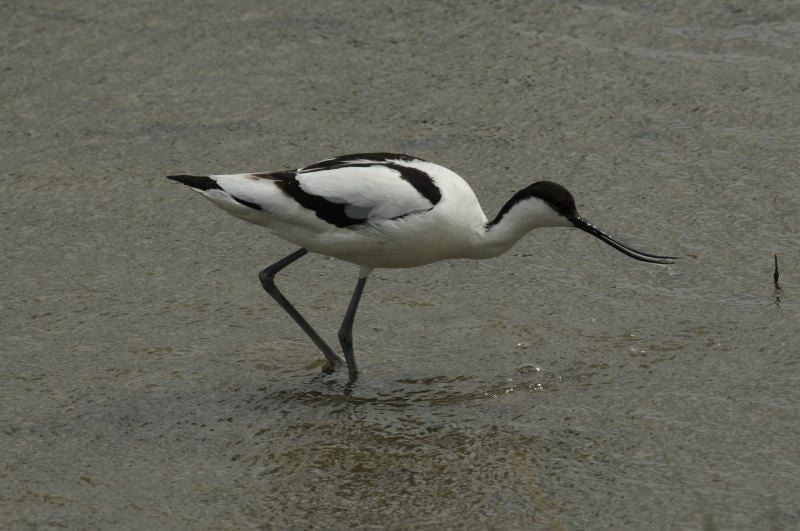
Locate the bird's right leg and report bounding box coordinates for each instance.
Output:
[258,248,344,371]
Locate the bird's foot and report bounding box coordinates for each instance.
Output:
[320,356,357,381]
[320,355,347,374]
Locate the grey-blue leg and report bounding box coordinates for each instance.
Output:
[258,248,344,371]
[338,276,368,380]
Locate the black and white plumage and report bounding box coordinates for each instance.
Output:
[168,152,676,379]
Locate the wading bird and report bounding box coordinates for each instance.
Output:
[168,152,676,379]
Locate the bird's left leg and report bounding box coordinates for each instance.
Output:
[258,248,345,371]
[338,269,371,380]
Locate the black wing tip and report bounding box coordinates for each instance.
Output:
[167,174,221,191]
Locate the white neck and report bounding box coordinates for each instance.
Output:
[469,197,571,259]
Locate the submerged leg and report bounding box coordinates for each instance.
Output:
[338,270,370,380]
[258,248,344,370]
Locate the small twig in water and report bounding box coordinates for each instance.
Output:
[773,253,780,290]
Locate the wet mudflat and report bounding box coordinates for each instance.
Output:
[2,1,799,528]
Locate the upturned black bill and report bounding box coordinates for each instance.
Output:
[570,216,678,264]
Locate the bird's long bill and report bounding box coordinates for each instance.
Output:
[570,216,678,264]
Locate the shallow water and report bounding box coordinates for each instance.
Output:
[2,0,800,528]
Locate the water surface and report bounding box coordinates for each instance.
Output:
[2,0,799,528]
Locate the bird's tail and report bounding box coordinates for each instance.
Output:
[166,174,222,191]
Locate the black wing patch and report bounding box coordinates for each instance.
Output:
[256,170,363,227]
[384,163,441,205]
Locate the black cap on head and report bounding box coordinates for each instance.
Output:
[488,180,578,227]
[523,181,578,218]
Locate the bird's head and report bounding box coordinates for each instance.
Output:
[491,181,677,264]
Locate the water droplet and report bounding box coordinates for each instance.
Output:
[517,364,541,374]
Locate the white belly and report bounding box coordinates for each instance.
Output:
[271,209,480,269]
